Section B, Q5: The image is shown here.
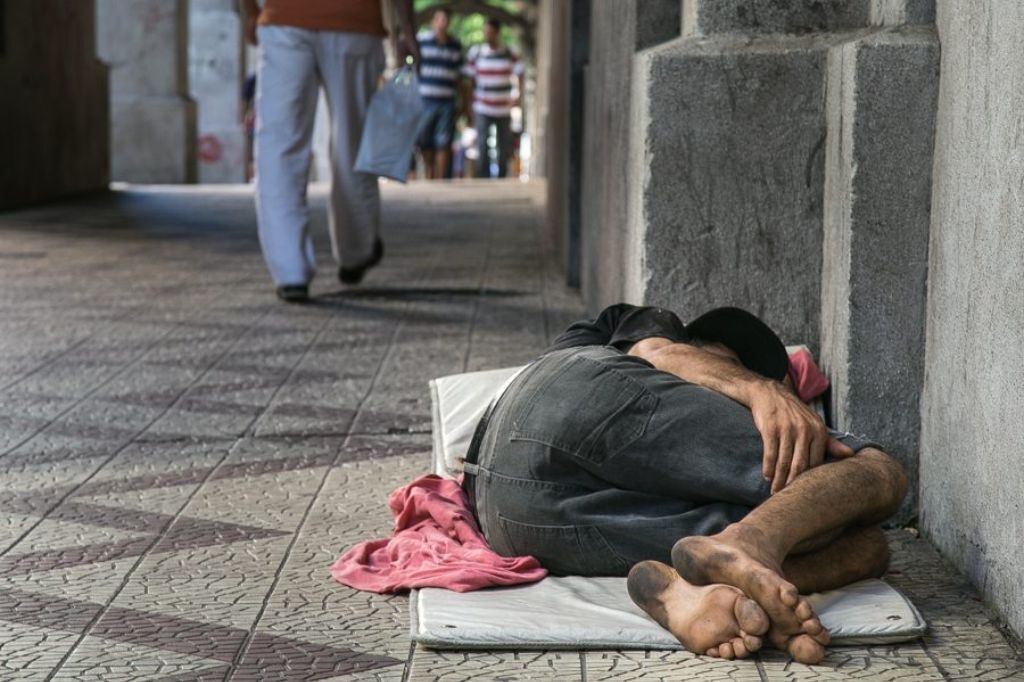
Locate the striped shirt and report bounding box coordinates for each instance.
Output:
[462,43,524,117]
[417,31,464,102]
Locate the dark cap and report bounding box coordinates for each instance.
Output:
[685,307,789,381]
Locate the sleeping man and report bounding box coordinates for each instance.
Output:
[461,304,906,664]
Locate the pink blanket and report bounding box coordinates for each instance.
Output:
[331,474,546,593]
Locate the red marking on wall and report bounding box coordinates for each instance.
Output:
[198,135,223,163]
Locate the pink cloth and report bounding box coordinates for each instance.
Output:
[331,474,547,593]
[788,348,830,402]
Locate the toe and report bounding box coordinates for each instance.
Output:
[706,647,720,657]
[741,631,763,652]
[735,597,770,636]
[787,634,826,665]
[794,597,815,622]
[718,642,735,659]
[731,638,749,659]
[808,624,831,646]
[778,582,800,608]
[801,615,822,634]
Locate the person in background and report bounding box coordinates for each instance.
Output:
[242,0,420,303]
[416,8,464,180]
[463,18,524,179]
[241,73,257,181]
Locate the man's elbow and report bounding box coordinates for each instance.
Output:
[627,337,675,362]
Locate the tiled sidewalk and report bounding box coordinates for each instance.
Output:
[0,182,1020,681]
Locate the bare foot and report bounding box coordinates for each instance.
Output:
[627,560,769,659]
[671,527,830,664]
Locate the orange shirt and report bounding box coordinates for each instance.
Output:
[259,0,386,36]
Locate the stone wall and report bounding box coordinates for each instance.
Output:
[919,0,1024,638]
[0,1,109,209]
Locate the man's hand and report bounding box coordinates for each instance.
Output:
[398,34,422,67]
[241,0,260,46]
[395,0,422,67]
[748,381,854,493]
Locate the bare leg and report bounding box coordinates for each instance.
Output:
[421,150,436,179]
[627,561,769,659]
[782,526,890,595]
[434,149,451,180]
[672,448,906,663]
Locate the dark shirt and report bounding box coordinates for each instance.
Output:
[417,31,464,102]
[546,304,690,354]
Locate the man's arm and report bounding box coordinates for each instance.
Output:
[393,0,422,65]
[629,337,854,494]
[241,0,259,45]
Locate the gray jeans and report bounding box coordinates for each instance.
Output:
[465,346,875,577]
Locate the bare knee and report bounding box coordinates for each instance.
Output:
[856,448,908,513]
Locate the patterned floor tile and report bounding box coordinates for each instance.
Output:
[0,182,1020,681]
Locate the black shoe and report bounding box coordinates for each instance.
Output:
[339,238,384,285]
[276,284,309,303]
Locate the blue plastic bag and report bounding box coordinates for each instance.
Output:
[355,67,423,182]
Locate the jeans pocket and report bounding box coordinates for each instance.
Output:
[510,356,658,464]
[497,514,631,577]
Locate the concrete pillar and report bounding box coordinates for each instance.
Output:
[627,28,841,343]
[579,0,681,313]
[819,26,939,521]
[625,0,938,349]
[681,0,871,35]
[97,0,196,183]
[537,0,574,282]
[870,0,936,26]
[0,0,109,209]
[188,0,246,183]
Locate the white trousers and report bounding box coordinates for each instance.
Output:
[255,26,385,286]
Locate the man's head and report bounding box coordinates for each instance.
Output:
[684,307,789,381]
[432,7,451,35]
[484,18,502,46]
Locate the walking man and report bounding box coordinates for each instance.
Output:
[463,18,523,179]
[244,0,420,302]
[416,8,464,180]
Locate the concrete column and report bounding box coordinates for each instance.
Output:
[627,29,840,343]
[189,0,246,183]
[870,0,936,26]
[0,0,109,209]
[97,0,197,183]
[579,0,681,313]
[682,0,871,36]
[819,26,939,521]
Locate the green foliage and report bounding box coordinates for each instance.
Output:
[414,0,523,51]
